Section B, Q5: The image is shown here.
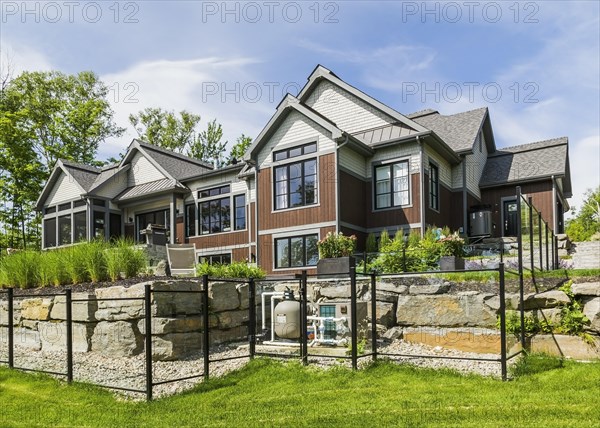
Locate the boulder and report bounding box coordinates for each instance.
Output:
[367,302,395,327]
[367,323,388,340]
[38,321,95,352]
[521,290,571,310]
[137,317,202,335]
[572,283,600,297]
[21,298,53,321]
[583,297,600,333]
[238,283,249,310]
[91,321,143,357]
[383,326,404,341]
[13,327,41,350]
[210,325,248,345]
[50,293,97,322]
[209,282,240,312]
[154,259,168,276]
[483,293,520,312]
[0,300,21,326]
[396,293,496,327]
[216,310,249,329]
[95,283,145,321]
[402,327,510,354]
[377,282,408,295]
[152,281,203,317]
[530,334,600,360]
[536,308,563,325]
[319,282,368,300]
[409,283,450,295]
[151,332,203,361]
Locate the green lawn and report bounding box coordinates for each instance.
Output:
[1,357,599,427]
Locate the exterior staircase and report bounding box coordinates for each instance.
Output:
[571,241,600,269]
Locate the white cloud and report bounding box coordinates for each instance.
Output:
[0,38,54,76]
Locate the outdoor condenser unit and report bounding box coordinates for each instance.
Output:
[469,210,492,237]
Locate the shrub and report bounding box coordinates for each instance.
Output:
[317,232,357,259]
[106,238,147,280]
[196,261,266,279]
[37,250,65,287]
[81,240,109,283]
[63,245,89,284]
[0,251,40,288]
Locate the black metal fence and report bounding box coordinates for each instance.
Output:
[1,264,526,401]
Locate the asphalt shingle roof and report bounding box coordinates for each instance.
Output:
[480,137,568,187]
[411,107,488,153]
[136,140,213,181]
[60,160,100,192]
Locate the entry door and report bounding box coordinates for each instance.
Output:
[503,200,519,237]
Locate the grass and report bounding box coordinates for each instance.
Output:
[1,357,599,427]
[436,268,600,283]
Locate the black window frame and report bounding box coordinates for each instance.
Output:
[374,160,410,210]
[58,214,72,245]
[44,217,57,248]
[199,253,232,265]
[274,234,319,269]
[135,209,169,243]
[199,197,231,235]
[429,163,439,211]
[274,158,317,210]
[184,203,196,237]
[73,211,87,243]
[273,142,317,162]
[233,194,246,231]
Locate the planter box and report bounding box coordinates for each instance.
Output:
[439,256,465,271]
[317,257,356,277]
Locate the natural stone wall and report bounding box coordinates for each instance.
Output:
[0,279,252,361]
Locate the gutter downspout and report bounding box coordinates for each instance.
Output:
[336,136,350,233]
[462,155,468,235]
[253,158,260,267]
[418,136,425,238]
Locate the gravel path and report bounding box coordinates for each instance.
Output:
[0,340,512,400]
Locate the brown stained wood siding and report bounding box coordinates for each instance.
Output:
[339,171,366,227]
[259,225,336,276]
[340,225,367,252]
[232,248,249,262]
[366,173,421,229]
[176,216,184,244]
[424,170,455,229]
[258,153,336,231]
[480,180,555,237]
[188,230,249,250]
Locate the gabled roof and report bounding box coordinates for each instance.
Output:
[245,94,344,161]
[297,65,428,134]
[35,160,100,209]
[87,163,130,194]
[410,107,491,153]
[480,137,571,196]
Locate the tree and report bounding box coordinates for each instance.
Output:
[188,119,227,167]
[129,108,200,154]
[566,187,600,241]
[227,134,252,164]
[0,70,124,248]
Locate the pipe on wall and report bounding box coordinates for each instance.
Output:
[418,136,425,237]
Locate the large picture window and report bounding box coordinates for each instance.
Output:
[429,163,439,211]
[200,197,230,234]
[136,209,169,243]
[274,159,317,210]
[374,161,409,209]
[58,214,72,245]
[44,217,57,248]
[275,234,319,269]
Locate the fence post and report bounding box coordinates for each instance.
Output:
[516,187,526,349]
[363,252,367,275]
[66,288,73,383]
[248,277,256,360]
[202,274,210,380]
[144,283,153,401]
[350,266,358,370]
[8,287,13,369]
[551,233,556,270]
[545,222,550,271]
[554,235,559,270]
[402,246,407,272]
[528,199,534,274]
[370,271,377,361]
[538,212,543,271]
[300,270,308,366]
[499,263,507,381]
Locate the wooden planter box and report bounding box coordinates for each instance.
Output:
[439,256,465,271]
[317,256,356,277]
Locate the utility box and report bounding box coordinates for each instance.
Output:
[316,301,368,340]
[469,210,492,237]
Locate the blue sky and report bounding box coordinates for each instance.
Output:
[1,1,599,212]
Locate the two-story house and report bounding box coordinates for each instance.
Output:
[36,65,572,275]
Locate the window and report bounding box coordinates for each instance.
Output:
[429,163,439,211]
[93,211,105,239]
[74,211,87,242]
[199,254,231,265]
[109,213,121,240]
[234,194,246,230]
[273,142,317,161]
[92,199,106,207]
[275,234,319,269]
[374,161,409,209]
[45,206,56,214]
[274,159,317,210]
[58,203,71,212]
[44,217,57,248]
[73,200,86,208]
[185,204,196,237]
[200,197,230,234]
[58,214,71,245]
[199,185,230,199]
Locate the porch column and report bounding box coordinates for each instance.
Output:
[170,194,177,244]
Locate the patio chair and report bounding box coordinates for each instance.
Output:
[165,243,197,276]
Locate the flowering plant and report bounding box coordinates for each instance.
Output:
[317,232,357,259]
[438,232,466,258]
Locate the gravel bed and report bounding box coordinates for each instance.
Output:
[0,340,513,400]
